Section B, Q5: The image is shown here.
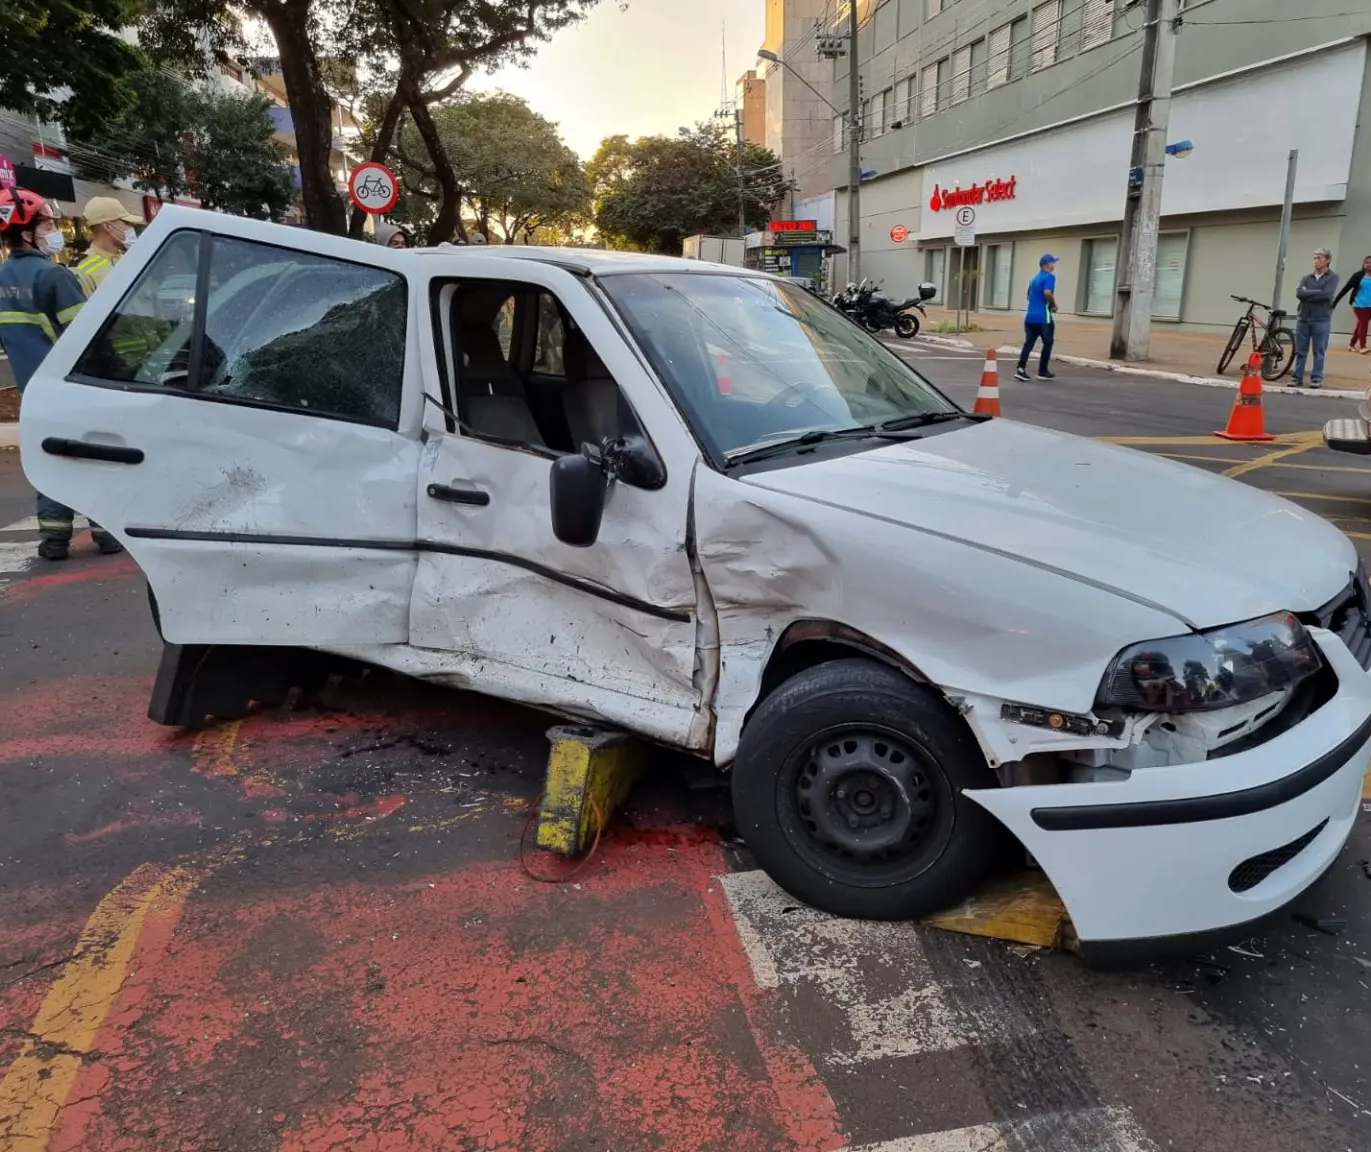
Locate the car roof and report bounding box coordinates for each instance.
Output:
[411,245,767,278]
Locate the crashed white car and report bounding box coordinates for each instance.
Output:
[22,208,1371,961]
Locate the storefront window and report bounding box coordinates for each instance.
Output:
[985,244,1013,310]
[1152,232,1189,320]
[924,248,946,303]
[1083,237,1118,316]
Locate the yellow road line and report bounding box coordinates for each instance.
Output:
[1100,432,1312,446]
[191,719,242,777]
[1222,433,1323,479]
[0,865,194,1151]
[1272,490,1371,505]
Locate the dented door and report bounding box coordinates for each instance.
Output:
[408,263,705,748]
[20,208,425,646]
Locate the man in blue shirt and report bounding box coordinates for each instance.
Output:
[0,187,121,560]
[1015,253,1058,382]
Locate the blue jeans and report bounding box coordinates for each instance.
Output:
[1018,320,1055,375]
[1293,316,1331,384]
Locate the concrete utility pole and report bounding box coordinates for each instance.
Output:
[1272,149,1299,315]
[847,0,862,283]
[1110,0,1180,362]
[735,107,747,238]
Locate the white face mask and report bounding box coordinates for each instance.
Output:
[122,227,137,249]
[40,229,65,256]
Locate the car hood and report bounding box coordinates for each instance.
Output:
[739,419,1356,629]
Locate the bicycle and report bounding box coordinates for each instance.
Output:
[1217,295,1296,381]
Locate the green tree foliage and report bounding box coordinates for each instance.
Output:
[591,124,794,254]
[187,89,297,219]
[71,66,296,220]
[390,92,591,243]
[0,0,143,138]
[144,1,605,239]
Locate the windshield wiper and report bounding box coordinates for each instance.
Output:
[879,410,980,431]
[724,425,925,468]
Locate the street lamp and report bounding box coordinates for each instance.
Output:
[758,42,863,281]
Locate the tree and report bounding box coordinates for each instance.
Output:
[186,90,297,219]
[144,1,605,240]
[0,0,143,139]
[389,92,591,244]
[592,125,794,254]
[71,65,296,221]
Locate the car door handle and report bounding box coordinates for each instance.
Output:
[426,482,490,506]
[41,438,144,465]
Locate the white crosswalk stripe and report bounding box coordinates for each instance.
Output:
[0,517,39,533]
[841,1106,1157,1152]
[720,870,1034,1063]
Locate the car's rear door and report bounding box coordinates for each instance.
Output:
[20,207,424,647]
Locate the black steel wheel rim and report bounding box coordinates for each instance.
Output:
[776,724,955,887]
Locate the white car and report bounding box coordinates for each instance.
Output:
[22,208,1371,961]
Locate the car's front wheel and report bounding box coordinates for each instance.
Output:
[732,658,1004,919]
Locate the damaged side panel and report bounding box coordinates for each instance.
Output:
[689,467,1183,767]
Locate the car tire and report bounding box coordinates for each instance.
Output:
[732,657,1004,920]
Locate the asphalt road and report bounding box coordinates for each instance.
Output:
[2,350,1371,1152]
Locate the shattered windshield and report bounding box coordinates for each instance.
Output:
[597,272,959,464]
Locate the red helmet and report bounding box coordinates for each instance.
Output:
[0,187,57,231]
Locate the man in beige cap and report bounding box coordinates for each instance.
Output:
[75,196,141,296]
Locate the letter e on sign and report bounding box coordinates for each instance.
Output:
[890,224,910,243]
[348,162,400,214]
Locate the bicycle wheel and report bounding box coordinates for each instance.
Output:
[1260,328,1296,382]
[1217,319,1249,374]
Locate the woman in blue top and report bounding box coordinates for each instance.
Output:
[1333,254,1371,353]
[1015,254,1059,381]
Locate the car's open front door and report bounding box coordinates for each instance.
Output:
[20,207,425,647]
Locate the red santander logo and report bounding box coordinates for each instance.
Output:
[929,177,1017,211]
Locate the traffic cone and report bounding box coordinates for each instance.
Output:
[714,349,732,394]
[1215,352,1276,442]
[973,350,1002,417]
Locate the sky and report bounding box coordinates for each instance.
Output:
[469,1,768,159]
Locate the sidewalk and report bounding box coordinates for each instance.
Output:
[916,308,1370,399]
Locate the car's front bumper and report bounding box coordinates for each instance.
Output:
[966,630,1371,960]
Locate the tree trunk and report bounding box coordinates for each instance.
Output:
[348,90,405,239]
[262,3,347,235]
[405,85,462,245]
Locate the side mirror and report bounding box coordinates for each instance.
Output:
[602,435,666,491]
[549,452,607,547]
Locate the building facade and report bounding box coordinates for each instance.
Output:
[736,70,769,146]
[760,0,840,201]
[812,0,1371,334]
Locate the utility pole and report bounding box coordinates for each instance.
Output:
[1109,0,1180,362]
[1272,149,1299,315]
[847,0,862,283]
[735,107,747,238]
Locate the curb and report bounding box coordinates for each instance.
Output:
[0,422,17,451]
[992,348,1366,401]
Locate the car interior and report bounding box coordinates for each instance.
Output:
[433,281,644,457]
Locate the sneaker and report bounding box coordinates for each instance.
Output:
[37,538,70,562]
[1291,379,1304,387]
[1014,367,1031,382]
[94,536,124,555]
[1037,370,1056,380]
[1309,380,1323,389]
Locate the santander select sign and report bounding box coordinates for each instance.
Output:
[928,177,1017,211]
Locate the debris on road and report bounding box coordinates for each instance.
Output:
[1293,913,1346,936]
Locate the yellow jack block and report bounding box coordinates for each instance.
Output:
[536,725,644,856]
[922,870,1080,954]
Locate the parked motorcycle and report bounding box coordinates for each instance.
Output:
[834,280,936,339]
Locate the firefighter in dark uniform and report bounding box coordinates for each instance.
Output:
[0,187,121,560]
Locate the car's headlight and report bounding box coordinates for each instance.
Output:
[1097,612,1322,713]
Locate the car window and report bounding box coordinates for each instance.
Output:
[435,280,643,456]
[74,230,408,429]
[598,272,957,462]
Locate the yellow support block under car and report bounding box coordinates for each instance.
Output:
[922,870,1080,953]
[536,725,644,856]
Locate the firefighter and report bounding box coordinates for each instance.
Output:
[74,196,141,296]
[0,187,121,560]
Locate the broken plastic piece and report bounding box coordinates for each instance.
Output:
[1293,912,1346,936]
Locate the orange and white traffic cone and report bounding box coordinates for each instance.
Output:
[1214,352,1276,442]
[973,349,1002,417]
[714,349,732,394]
